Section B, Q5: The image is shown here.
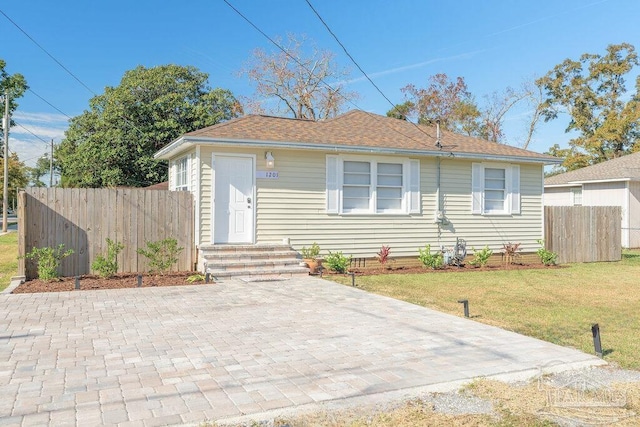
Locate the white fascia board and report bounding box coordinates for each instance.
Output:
[159,136,556,165]
[154,136,191,160]
[570,178,634,185]
[544,183,582,188]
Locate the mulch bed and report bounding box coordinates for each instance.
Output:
[12,272,206,294]
[13,263,562,293]
[331,262,563,276]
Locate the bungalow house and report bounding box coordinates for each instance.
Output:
[154,110,559,276]
[544,151,640,248]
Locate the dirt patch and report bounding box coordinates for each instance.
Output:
[12,272,206,294]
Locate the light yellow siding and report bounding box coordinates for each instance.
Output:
[194,147,545,258]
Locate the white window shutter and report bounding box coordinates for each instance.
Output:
[471,163,483,214]
[510,165,520,214]
[169,160,176,190]
[326,155,339,214]
[186,155,192,192]
[408,159,421,214]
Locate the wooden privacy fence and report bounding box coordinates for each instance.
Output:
[18,188,194,280]
[544,206,621,263]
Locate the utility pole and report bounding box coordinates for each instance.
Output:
[50,138,54,187]
[2,90,9,233]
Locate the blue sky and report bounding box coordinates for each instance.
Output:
[2,0,639,171]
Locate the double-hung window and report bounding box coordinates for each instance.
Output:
[326,155,420,215]
[472,163,520,215]
[174,156,189,191]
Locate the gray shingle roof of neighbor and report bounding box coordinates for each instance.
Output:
[156,110,558,163]
[544,151,640,186]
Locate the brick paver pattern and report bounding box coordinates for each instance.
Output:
[0,277,603,426]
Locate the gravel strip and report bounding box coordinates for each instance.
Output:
[426,391,494,415]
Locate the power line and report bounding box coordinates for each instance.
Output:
[222,0,436,146]
[27,88,73,120]
[13,121,51,146]
[303,0,440,144]
[304,0,398,114]
[0,9,151,143]
[0,8,96,96]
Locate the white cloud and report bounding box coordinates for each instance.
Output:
[6,110,69,168]
[345,49,487,85]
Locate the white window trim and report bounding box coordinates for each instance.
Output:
[173,155,190,191]
[326,155,420,215]
[472,162,520,215]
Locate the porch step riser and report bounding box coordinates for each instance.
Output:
[208,267,310,279]
[202,251,300,262]
[201,244,308,279]
[209,261,303,272]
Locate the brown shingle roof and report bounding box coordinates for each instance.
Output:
[544,151,640,186]
[162,110,556,162]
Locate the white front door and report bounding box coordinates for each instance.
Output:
[213,155,254,244]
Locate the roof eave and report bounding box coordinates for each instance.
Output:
[159,136,557,165]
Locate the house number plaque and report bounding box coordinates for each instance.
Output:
[256,171,279,179]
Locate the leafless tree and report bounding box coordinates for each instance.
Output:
[240,34,358,120]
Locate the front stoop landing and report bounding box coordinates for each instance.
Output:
[201,244,310,280]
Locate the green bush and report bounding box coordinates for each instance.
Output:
[91,238,124,278]
[536,240,558,266]
[325,250,351,273]
[300,242,321,259]
[469,246,493,267]
[137,238,184,275]
[23,244,74,281]
[418,244,444,269]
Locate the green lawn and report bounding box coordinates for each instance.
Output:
[330,251,640,370]
[0,232,18,292]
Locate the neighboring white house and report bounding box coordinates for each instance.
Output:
[544,152,640,248]
[155,110,560,270]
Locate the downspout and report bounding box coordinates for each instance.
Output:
[435,120,442,246]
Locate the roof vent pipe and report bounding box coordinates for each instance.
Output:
[435,119,442,150]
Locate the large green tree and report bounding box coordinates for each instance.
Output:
[0,59,28,153]
[537,43,640,172]
[57,64,241,187]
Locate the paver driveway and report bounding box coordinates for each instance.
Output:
[0,276,604,426]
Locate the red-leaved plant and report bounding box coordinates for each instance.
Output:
[376,245,391,265]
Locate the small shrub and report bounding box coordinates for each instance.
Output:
[325,251,351,273]
[469,246,493,267]
[536,240,558,266]
[91,238,124,278]
[137,238,184,275]
[186,273,206,283]
[376,245,391,265]
[23,244,74,281]
[418,244,444,269]
[300,242,321,259]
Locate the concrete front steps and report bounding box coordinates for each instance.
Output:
[200,244,310,280]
